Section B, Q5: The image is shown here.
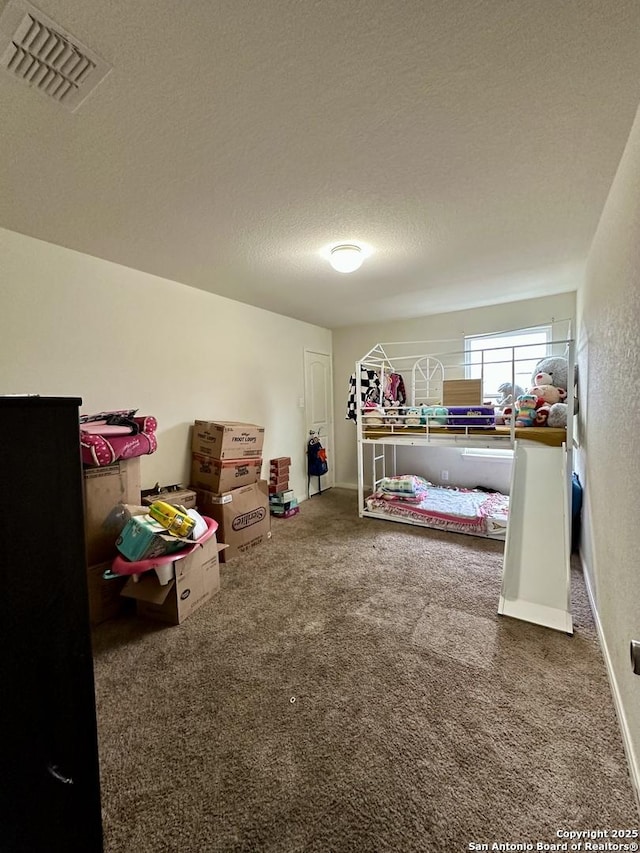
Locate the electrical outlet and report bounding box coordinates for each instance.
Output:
[441,470,449,482]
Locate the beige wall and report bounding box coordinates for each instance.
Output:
[332,292,576,487]
[576,105,640,790]
[0,228,331,499]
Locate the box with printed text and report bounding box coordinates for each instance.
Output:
[120,534,225,625]
[190,454,262,494]
[192,421,264,460]
[195,480,270,562]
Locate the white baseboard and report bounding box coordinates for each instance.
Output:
[580,554,640,812]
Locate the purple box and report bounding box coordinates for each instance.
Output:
[446,406,495,427]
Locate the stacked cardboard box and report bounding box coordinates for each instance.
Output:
[190,421,270,562]
[268,457,299,518]
[269,493,299,519]
[269,456,290,494]
[83,458,141,625]
[142,485,197,509]
[191,421,265,493]
[84,463,225,627]
[120,533,226,625]
[196,481,271,561]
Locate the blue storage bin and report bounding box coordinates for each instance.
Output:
[447,406,495,427]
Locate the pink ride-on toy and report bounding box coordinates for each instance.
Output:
[106,516,218,585]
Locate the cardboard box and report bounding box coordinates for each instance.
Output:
[269,465,289,479]
[270,498,298,516]
[195,480,270,562]
[192,421,264,460]
[269,466,289,476]
[270,489,295,503]
[270,456,291,468]
[87,562,128,625]
[269,474,289,486]
[273,506,299,519]
[190,454,262,493]
[121,536,224,625]
[269,481,289,494]
[442,379,483,406]
[83,459,142,565]
[142,487,197,510]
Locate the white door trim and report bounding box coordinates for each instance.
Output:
[304,348,335,495]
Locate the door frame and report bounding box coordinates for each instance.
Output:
[303,348,335,494]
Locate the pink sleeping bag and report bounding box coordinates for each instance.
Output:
[80,410,158,466]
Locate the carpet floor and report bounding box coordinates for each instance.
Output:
[92,488,638,852]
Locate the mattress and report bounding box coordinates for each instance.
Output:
[365,480,509,539]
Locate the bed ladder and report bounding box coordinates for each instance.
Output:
[499,441,573,634]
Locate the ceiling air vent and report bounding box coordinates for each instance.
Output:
[0,0,111,111]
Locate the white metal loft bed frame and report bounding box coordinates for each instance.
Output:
[353,335,576,635]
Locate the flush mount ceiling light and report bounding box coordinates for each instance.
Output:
[329,244,364,273]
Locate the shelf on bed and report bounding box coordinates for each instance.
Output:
[362,425,566,447]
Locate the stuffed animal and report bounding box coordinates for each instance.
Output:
[384,403,402,424]
[515,394,538,427]
[420,405,448,426]
[534,403,551,426]
[362,402,385,426]
[496,382,525,407]
[530,356,577,428]
[531,356,569,391]
[529,384,567,406]
[404,406,421,426]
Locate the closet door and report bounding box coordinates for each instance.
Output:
[0,396,103,853]
[304,349,334,495]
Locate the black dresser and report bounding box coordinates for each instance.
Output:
[0,396,103,852]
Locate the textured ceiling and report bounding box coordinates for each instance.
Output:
[1,0,640,328]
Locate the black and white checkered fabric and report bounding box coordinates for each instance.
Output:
[346,368,381,422]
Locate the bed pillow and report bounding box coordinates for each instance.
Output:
[379,475,431,495]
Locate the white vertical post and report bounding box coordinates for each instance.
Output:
[356,361,365,517]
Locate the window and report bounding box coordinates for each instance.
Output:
[464,326,551,403]
[461,447,514,462]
